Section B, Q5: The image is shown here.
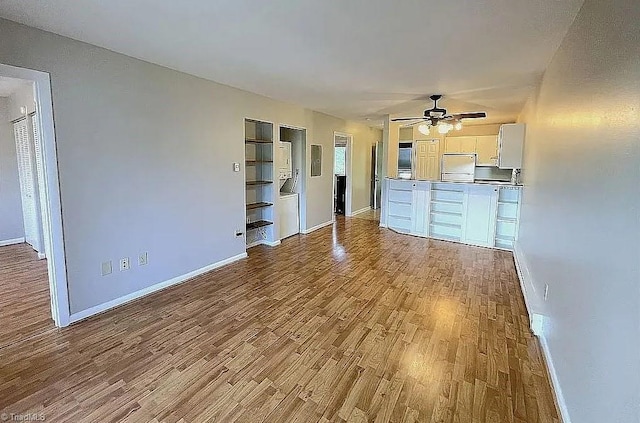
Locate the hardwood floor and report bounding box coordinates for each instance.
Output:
[0,243,54,348]
[0,217,559,422]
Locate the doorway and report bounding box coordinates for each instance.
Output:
[333,132,352,216]
[278,125,307,238]
[370,140,384,209]
[414,139,441,180]
[0,63,69,330]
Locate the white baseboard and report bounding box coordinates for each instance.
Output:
[513,241,570,423]
[37,252,46,260]
[0,237,25,247]
[69,252,248,324]
[246,239,281,248]
[539,329,572,423]
[301,219,334,234]
[379,223,388,228]
[348,206,371,217]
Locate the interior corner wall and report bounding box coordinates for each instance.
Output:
[0,17,376,314]
[515,0,640,422]
[346,124,382,213]
[0,97,24,241]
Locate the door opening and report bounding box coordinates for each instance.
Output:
[333,132,352,216]
[0,63,69,330]
[278,125,307,237]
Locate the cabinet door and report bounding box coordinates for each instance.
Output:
[411,182,430,236]
[476,135,498,165]
[459,136,477,154]
[462,185,498,247]
[444,137,460,153]
[414,140,440,180]
[497,123,525,169]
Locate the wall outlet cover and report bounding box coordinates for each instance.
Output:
[138,252,148,266]
[119,257,130,271]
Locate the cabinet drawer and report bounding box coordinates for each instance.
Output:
[389,179,413,191]
[388,216,411,232]
[388,189,412,204]
[388,202,412,218]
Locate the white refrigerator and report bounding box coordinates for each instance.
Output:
[441,154,476,182]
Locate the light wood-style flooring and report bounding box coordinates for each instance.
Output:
[0,217,559,422]
[0,243,54,348]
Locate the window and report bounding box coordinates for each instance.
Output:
[334,146,346,176]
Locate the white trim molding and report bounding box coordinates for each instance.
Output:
[512,241,571,423]
[69,252,248,324]
[349,206,371,217]
[0,237,25,247]
[301,219,334,234]
[247,239,281,249]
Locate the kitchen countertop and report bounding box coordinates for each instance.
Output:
[386,177,522,187]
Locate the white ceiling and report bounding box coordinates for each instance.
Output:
[0,75,31,97]
[0,0,583,124]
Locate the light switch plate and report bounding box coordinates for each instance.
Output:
[233,162,240,172]
[138,252,148,266]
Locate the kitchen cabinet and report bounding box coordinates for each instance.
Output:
[381,178,521,250]
[497,123,525,169]
[411,181,430,236]
[475,135,499,166]
[462,185,498,247]
[444,136,476,154]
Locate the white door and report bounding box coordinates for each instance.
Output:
[14,119,42,251]
[462,185,498,247]
[414,140,440,180]
[31,113,47,257]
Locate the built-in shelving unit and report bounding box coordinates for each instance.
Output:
[245,119,275,246]
[429,183,464,242]
[494,187,521,249]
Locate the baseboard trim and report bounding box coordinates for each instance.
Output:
[539,330,572,423]
[348,206,371,217]
[513,241,543,328]
[301,219,334,234]
[69,252,248,324]
[37,252,46,260]
[513,242,570,423]
[246,239,281,249]
[0,237,25,247]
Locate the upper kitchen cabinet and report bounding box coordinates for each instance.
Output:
[475,135,499,165]
[444,136,476,154]
[497,123,525,169]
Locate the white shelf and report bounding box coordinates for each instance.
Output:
[430,222,461,230]
[431,210,462,217]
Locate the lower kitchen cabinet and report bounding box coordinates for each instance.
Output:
[462,185,498,247]
[381,178,521,250]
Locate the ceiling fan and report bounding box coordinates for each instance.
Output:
[391,95,486,135]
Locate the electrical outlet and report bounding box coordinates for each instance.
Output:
[544,284,549,301]
[119,257,130,271]
[233,162,240,172]
[138,252,148,266]
[101,261,112,276]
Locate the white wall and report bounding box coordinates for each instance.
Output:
[8,82,35,120]
[0,97,24,241]
[0,18,376,314]
[516,0,640,422]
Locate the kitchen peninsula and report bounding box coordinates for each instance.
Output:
[380,179,521,250]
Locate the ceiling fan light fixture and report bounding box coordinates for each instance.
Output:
[437,122,450,134]
[418,124,430,135]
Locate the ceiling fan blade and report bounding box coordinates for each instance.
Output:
[403,120,429,127]
[391,117,425,121]
[451,112,487,119]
